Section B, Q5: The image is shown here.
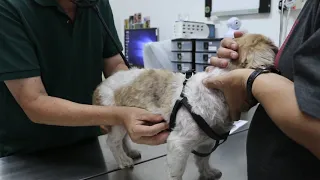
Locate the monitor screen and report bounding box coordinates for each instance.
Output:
[124,28,159,67]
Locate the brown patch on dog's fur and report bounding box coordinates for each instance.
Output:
[228,34,278,70]
[114,69,176,116]
[92,87,102,106]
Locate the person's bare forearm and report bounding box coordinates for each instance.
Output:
[252,73,320,159]
[111,63,128,74]
[103,54,129,78]
[22,94,124,127]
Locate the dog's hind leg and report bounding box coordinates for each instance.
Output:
[107,126,134,169]
[194,141,222,180]
[166,132,197,180]
[123,134,141,160]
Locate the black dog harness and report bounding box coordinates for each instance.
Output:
[169,70,230,157]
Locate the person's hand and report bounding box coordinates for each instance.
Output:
[203,68,255,121]
[100,125,111,135]
[206,31,245,72]
[118,107,169,145]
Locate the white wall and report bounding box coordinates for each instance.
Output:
[110,0,301,48]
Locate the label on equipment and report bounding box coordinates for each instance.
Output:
[209,46,217,51]
[182,65,190,71]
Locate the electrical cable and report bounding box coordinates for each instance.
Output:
[279,0,285,46]
[283,0,295,41]
[70,0,132,68]
[279,0,296,46]
[284,7,291,40]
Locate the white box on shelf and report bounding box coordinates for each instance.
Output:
[173,21,215,39]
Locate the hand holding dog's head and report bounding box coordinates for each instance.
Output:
[204,34,278,120]
[229,33,278,70]
[207,33,278,72]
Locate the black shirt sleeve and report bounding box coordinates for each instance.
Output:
[0,1,40,81]
[101,0,123,59]
[293,29,320,119]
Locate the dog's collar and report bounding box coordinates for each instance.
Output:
[169,70,230,157]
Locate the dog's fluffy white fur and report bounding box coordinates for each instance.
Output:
[93,34,278,180]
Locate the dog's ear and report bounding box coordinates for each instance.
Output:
[232,34,278,69]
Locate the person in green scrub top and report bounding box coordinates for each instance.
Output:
[0,0,169,158]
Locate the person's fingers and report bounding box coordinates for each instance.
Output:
[217,47,239,59]
[100,125,111,134]
[138,113,164,123]
[208,57,229,68]
[234,31,245,38]
[135,122,169,137]
[135,131,170,145]
[205,66,215,72]
[221,38,238,50]
[202,75,226,90]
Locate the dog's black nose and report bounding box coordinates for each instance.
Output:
[215,172,222,179]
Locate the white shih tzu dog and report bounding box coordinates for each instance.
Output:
[92,34,278,180]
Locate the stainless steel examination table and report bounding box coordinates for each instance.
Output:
[0,121,250,180]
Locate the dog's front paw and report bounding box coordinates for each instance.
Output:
[126,149,141,160]
[199,168,222,180]
[118,154,134,169]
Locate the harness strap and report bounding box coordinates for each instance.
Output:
[169,99,183,130]
[191,138,227,157]
[180,97,229,140]
[169,70,195,130]
[180,97,229,157]
[169,97,229,157]
[169,70,230,157]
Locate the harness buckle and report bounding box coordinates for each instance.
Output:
[183,69,196,86]
[184,69,196,79]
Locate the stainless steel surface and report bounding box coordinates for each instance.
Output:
[0,120,250,180]
[233,119,251,133]
[0,138,107,180]
[0,135,166,180]
[90,131,248,180]
[97,135,167,171]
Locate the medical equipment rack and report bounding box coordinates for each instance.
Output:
[171,38,223,73]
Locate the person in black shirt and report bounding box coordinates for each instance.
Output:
[0,0,169,157]
[204,1,320,179]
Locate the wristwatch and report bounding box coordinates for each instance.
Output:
[246,66,281,105]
